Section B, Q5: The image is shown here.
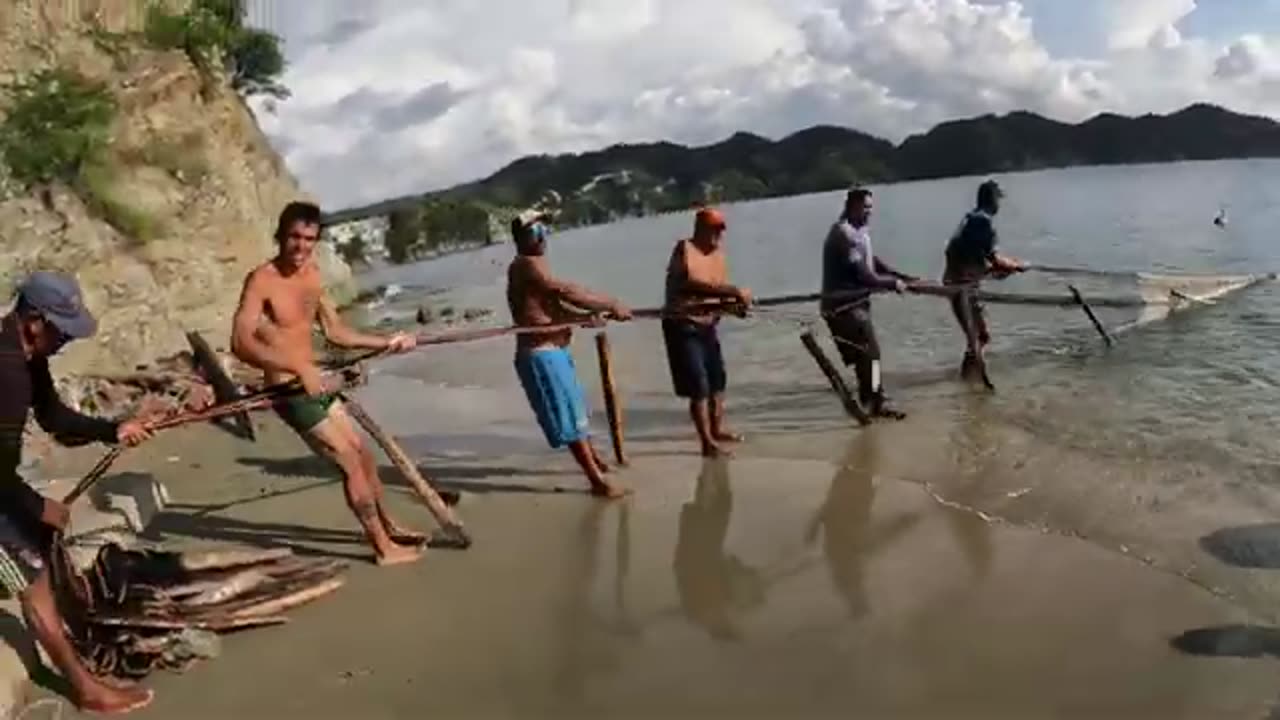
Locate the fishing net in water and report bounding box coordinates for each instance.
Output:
[1022,267,1273,335]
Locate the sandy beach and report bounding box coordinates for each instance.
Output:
[22,359,1280,719]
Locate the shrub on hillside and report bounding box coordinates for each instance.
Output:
[0,68,162,242]
[144,0,289,99]
[0,68,115,186]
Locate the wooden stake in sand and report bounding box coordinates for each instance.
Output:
[1067,285,1114,347]
[799,331,870,426]
[594,332,628,466]
[338,394,472,550]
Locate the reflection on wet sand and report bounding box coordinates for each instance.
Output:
[810,430,920,619]
[673,459,766,641]
[943,398,999,579]
[552,501,640,705]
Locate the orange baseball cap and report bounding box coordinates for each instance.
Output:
[695,207,726,231]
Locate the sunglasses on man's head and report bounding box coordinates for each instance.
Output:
[531,223,550,241]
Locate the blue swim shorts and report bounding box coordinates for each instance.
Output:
[515,347,591,448]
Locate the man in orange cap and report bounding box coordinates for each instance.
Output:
[662,207,753,457]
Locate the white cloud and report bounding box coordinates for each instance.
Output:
[244,0,1280,209]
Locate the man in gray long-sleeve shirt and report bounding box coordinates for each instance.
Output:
[820,188,918,420]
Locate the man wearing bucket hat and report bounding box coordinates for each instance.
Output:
[507,209,633,498]
[943,179,1027,380]
[0,271,155,713]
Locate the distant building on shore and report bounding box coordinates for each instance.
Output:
[323,216,389,263]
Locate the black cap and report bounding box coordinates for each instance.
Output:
[16,271,97,339]
[977,179,1004,205]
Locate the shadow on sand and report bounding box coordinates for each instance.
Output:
[0,608,71,701]
[142,510,371,563]
[1171,625,1280,660]
[1199,523,1280,569]
[238,455,584,497]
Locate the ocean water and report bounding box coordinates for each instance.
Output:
[353,159,1280,617]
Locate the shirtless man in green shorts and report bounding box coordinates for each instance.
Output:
[231,201,423,566]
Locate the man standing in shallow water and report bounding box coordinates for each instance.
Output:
[943,179,1027,379]
[231,201,425,566]
[663,208,753,458]
[821,187,917,420]
[507,210,632,498]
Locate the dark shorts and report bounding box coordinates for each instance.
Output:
[662,320,727,400]
[274,393,338,433]
[0,513,46,595]
[824,305,880,367]
[948,291,991,347]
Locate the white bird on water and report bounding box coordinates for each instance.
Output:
[1214,206,1228,228]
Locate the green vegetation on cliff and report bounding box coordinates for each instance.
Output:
[144,0,289,99]
[0,67,159,241]
[0,2,291,246]
[329,103,1280,264]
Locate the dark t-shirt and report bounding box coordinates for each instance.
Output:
[0,315,117,541]
[944,209,998,281]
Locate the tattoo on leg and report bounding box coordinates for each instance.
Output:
[352,498,378,522]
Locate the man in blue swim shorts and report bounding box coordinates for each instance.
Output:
[662,208,753,457]
[506,210,633,498]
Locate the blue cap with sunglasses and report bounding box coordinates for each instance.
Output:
[16,271,98,340]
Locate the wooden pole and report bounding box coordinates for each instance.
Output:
[339,394,471,550]
[594,332,627,466]
[1068,285,1114,347]
[187,331,256,441]
[799,331,871,426]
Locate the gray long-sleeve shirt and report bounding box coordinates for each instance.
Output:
[821,219,906,311]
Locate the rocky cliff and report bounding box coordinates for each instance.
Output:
[0,0,355,375]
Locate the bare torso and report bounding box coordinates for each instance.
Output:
[507,256,572,351]
[247,260,324,384]
[665,239,726,326]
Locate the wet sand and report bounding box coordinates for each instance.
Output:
[34,402,1280,719]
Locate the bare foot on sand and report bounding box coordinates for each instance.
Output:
[379,510,428,545]
[384,522,428,545]
[701,442,733,459]
[375,543,425,566]
[76,685,154,715]
[713,430,744,444]
[590,482,631,500]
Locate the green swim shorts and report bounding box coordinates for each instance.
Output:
[274,393,338,433]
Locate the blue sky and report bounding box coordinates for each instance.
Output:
[246,0,1280,208]
[1013,0,1280,56]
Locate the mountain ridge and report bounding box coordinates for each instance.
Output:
[326,102,1280,228]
